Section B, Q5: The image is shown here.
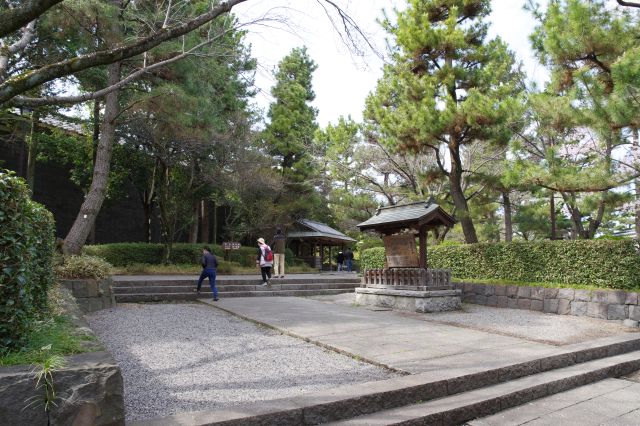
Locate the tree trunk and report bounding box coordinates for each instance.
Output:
[502,191,513,242]
[188,201,199,243]
[200,199,210,243]
[635,128,640,240]
[25,109,39,190]
[448,145,478,243]
[63,62,120,254]
[143,195,152,243]
[550,192,557,240]
[212,200,217,245]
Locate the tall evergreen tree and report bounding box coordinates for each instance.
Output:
[365,0,523,243]
[262,47,330,223]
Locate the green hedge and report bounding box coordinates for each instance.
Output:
[0,171,56,350]
[84,243,299,268]
[361,240,640,290]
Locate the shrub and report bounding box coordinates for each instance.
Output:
[0,170,56,350]
[361,240,640,290]
[360,246,386,270]
[85,243,304,268]
[55,255,114,280]
[83,243,224,266]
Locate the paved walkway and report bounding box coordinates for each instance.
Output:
[470,378,640,425]
[200,297,634,375]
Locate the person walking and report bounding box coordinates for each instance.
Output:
[344,248,354,272]
[336,251,344,272]
[256,238,273,286]
[195,246,219,301]
[271,228,286,278]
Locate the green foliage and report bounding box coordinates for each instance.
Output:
[54,255,114,280]
[0,170,56,351]
[360,247,386,271]
[362,240,640,289]
[84,243,218,266]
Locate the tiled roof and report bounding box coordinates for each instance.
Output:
[288,219,356,243]
[357,200,454,230]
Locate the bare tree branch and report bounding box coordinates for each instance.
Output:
[617,0,640,8]
[0,0,248,105]
[0,20,36,78]
[11,29,229,107]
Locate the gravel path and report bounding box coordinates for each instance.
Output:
[310,293,636,345]
[86,303,398,421]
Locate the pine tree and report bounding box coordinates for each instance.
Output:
[364,0,523,243]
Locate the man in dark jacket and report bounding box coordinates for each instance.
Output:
[344,248,354,272]
[196,246,219,300]
[271,228,286,278]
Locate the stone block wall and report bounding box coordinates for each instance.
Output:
[453,282,640,322]
[60,278,116,313]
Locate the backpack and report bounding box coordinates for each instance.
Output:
[263,246,274,262]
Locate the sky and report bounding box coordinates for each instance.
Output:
[233,0,550,128]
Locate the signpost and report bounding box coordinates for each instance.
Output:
[222,241,241,261]
[383,234,419,268]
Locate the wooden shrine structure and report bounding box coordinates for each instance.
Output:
[355,199,461,312]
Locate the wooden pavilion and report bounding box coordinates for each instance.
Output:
[287,219,356,270]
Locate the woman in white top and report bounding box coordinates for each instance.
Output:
[256,238,273,286]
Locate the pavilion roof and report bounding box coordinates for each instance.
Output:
[287,219,356,244]
[357,200,455,232]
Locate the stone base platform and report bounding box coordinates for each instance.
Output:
[355,286,461,313]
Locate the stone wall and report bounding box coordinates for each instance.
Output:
[60,278,116,313]
[453,282,640,323]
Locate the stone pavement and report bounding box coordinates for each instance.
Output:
[470,378,640,425]
[200,296,635,375]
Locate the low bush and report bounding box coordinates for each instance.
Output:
[0,171,56,350]
[360,246,386,270]
[83,243,222,266]
[85,243,304,268]
[361,239,640,290]
[55,255,114,280]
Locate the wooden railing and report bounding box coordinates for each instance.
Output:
[363,268,451,288]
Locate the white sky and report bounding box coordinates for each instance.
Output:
[234,0,550,128]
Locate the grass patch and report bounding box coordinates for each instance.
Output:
[115,262,317,275]
[0,315,97,367]
[452,277,637,292]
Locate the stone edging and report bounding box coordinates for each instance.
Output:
[453,282,640,323]
[59,277,116,313]
[0,287,124,425]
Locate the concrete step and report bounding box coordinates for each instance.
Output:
[112,277,361,287]
[112,283,359,294]
[326,350,640,425]
[129,334,640,426]
[114,288,355,303]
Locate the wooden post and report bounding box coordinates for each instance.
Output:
[419,225,427,269]
[320,244,324,271]
[329,245,333,271]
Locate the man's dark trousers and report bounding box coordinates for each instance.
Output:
[197,268,218,299]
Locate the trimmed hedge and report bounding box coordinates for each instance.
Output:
[361,240,640,290]
[84,243,299,268]
[0,171,56,350]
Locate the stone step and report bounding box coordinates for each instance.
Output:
[112,277,361,287]
[114,288,354,303]
[130,334,640,426]
[326,350,640,425]
[112,283,359,294]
